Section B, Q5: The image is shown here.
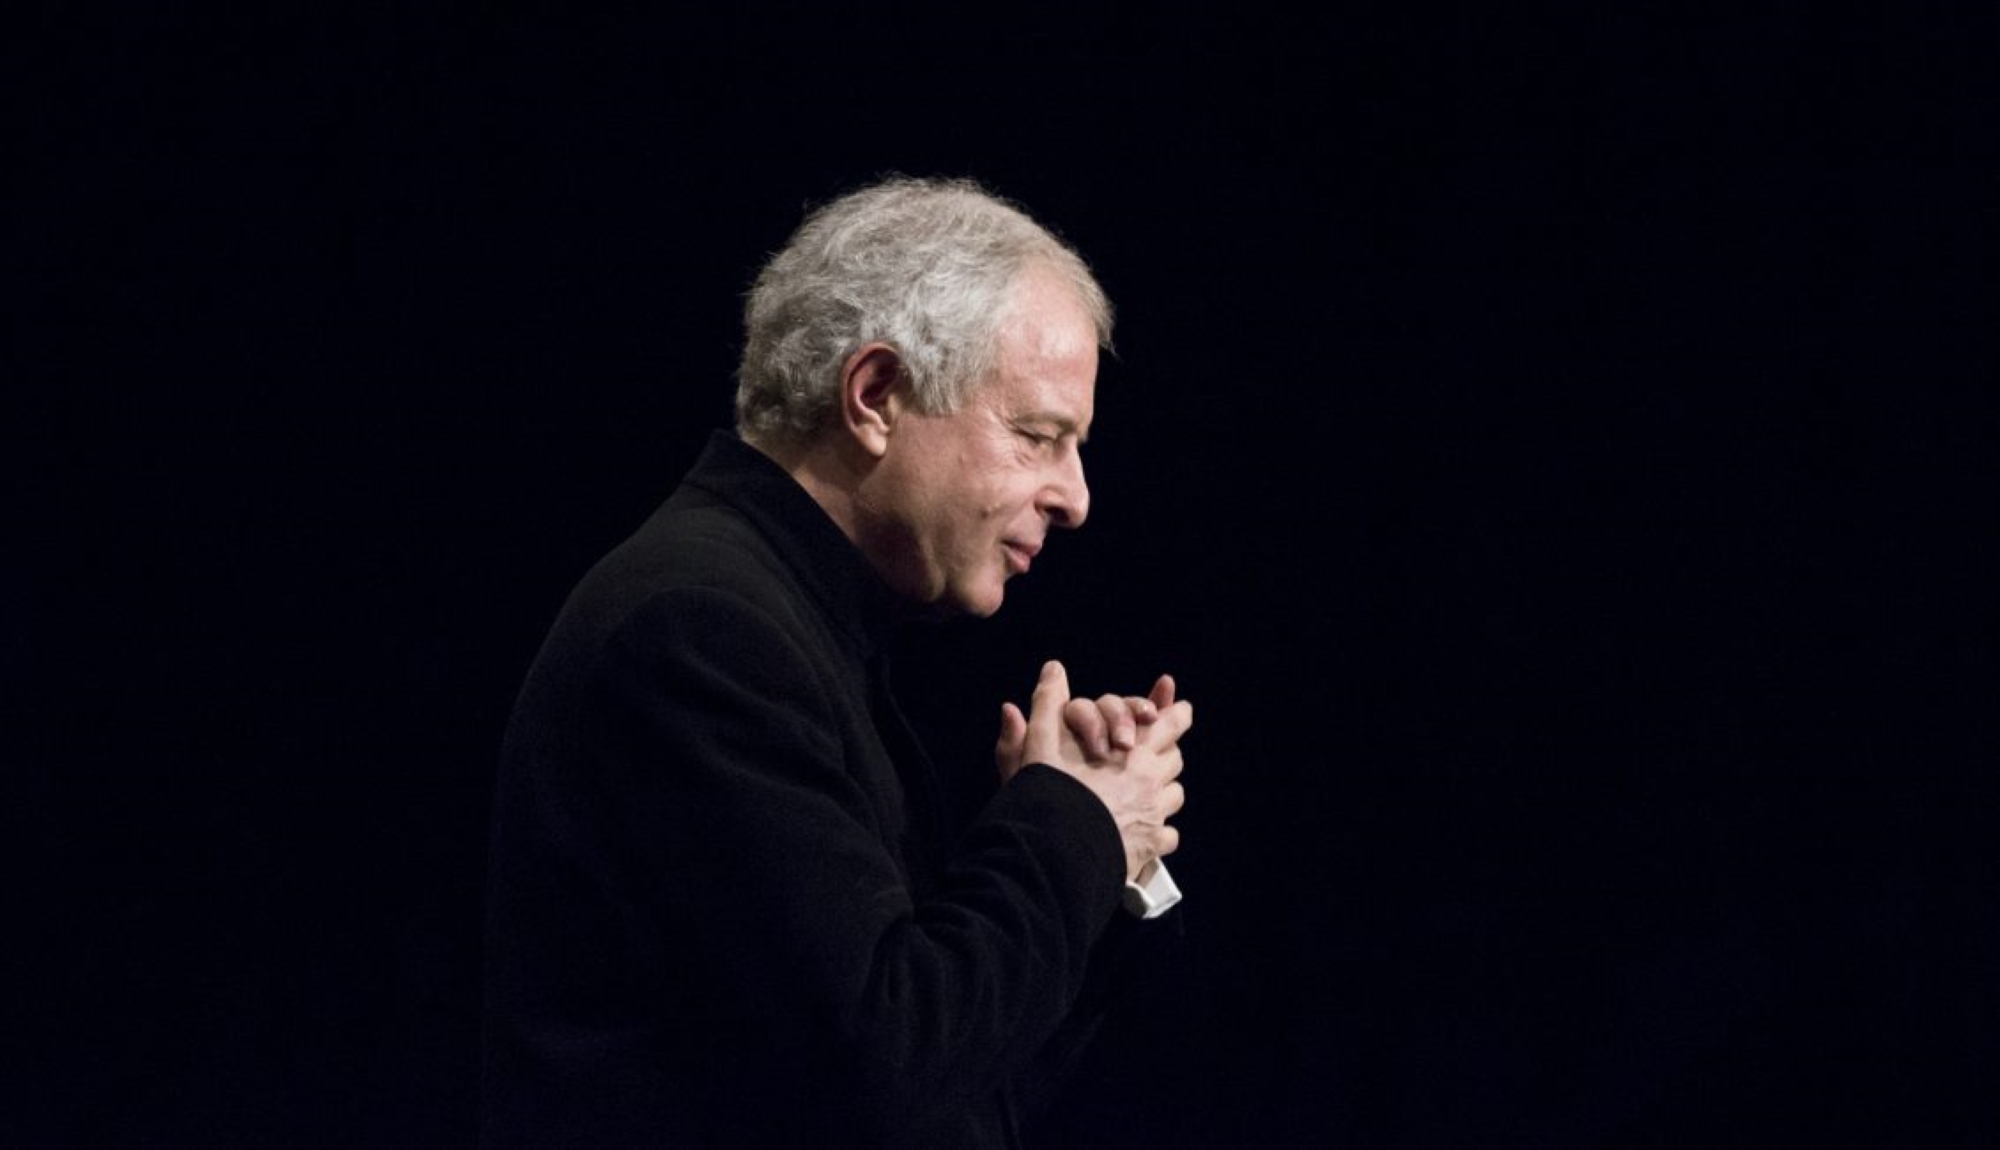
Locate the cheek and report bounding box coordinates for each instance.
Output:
[982,474,1039,518]
[964,483,1011,523]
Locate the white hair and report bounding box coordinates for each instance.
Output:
[734,176,1113,446]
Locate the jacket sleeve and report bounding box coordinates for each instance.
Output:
[503,584,1127,1139]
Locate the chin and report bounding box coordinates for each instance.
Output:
[933,563,1013,618]
[952,581,1008,619]
[957,595,1004,619]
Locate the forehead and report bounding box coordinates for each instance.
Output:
[983,268,1099,427]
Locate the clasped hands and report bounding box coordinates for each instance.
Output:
[994,662,1192,883]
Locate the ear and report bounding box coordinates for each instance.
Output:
[839,342,908,458]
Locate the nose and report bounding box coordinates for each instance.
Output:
[1041,448,1090,530]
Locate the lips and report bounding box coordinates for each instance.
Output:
[1002,540,1040,575]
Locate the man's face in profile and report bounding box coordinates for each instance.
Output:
[869,266,1098,617]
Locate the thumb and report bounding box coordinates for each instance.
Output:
[1030,659,1072,725]
[994,702,1028,782]
[1022,660,1072,768]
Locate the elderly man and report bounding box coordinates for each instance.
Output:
[483,177,1191,1147]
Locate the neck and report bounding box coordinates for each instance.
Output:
[746,430,933,614]
[744,431,868,553]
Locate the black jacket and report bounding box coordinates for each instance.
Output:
[483,432,1134,1147]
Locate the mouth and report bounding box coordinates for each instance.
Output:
[1002,540,1039,575]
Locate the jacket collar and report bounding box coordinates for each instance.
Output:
[681,431,905,660]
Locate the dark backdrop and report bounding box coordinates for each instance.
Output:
[20,6,1995,1146]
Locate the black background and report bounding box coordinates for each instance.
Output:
[19,5,1996,1146]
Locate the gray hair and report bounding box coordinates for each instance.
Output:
[734,176,1114,447]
